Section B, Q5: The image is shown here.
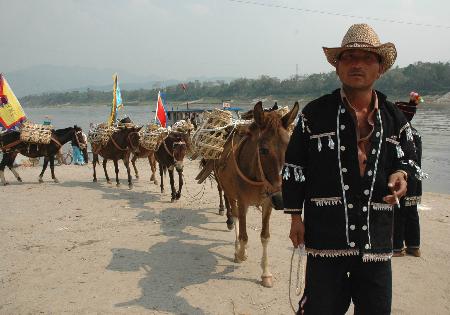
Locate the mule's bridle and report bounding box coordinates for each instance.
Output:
[230,129,280,196]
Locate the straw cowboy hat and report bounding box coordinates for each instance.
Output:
[323,23,397,72]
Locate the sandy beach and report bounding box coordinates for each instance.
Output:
[1,159,449,315]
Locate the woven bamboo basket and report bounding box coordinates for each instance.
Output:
[88,123,118,146]
[138,124,168,151]
[192,109,233,159]
[19,121,52,144]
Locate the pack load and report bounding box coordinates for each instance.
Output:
[191,109,234,159]
[88,123,118,146]
[171,119,194,134]
[138,124,169,151]
[19,121,52,144]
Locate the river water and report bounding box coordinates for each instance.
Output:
[19,102,450,194]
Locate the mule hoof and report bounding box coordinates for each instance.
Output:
[128,184,133,190]
[176,192,181,200]
[234,253,247,263]
[93,178,97,183]
[17,177,23,182]
[107,180,112,184]
[150,175,155,181]
[53,178,59,183]
[261,275,273,288]
[116,183,120,187]
[219,210,225,216]
[135,175,140,179]
[154,180,158,185]
[3,182,9,186]
[38,178,44,183]
[226,221,235,231]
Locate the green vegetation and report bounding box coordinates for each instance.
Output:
[20,62,450,107]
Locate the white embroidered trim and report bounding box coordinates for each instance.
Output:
[367,110,383,248]
[310,197,342,206]
[310,132,336,139]
[401,160,429,180]
[399,122,410,137]
[282,163,306,182]
[386,137,399,145]
[371,202,394,211]
[362,253,392,262]
[337,104,349,244]
[404,196,421,206]
[306,248,359,258]
[300,113,311,134]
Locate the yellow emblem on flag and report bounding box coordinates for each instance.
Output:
[0,73,27,131]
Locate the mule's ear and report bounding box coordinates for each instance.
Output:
[282,102,300,129]
[253,101,264,127]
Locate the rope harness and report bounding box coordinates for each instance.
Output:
[289,246,306,314]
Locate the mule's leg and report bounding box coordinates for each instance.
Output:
[159,164,164,193]
[168,168,176,202]
[113,159,120,187]
[49,155,59,183]
[260,200,273,287]
[123,157,133,189]
[0,154,9,185]
[175,168,183,200]
[149,154,158,185]
[224,195,234,230]
[9,167,22,183]
[103,159,111,184]
[131,155,139,179]
[39,157,49,183]
[218,184,225,216]
[235,202,249,263]
[92,153,98,182]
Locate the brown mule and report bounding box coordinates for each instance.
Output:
[128,135,159,185]
[154,131,189,202]
[203,101,299,287]
[0,126,85,185]
[91,125,141,189]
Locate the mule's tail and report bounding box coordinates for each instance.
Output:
[195,159,214,184]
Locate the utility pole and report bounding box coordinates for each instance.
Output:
[296,63,299,80]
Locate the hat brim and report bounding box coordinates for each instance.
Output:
[323,42,397,73]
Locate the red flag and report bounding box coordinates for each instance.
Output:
[155,91,167,127]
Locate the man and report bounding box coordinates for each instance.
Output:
[281,24,422,314]
[393,92,427,257]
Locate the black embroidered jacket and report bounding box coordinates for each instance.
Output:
[281,89,421,262]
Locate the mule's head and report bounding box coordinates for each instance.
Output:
[251,101,299,209]
[127,126,143,152]
[170,132,188,171]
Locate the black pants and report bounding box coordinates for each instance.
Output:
[393,204,420,251]
[297,255,392,315]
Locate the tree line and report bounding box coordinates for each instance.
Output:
[20,62,450,106]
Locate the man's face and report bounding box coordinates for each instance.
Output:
[336,49,383,90]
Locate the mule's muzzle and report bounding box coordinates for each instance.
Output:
[175,161,184,172]
[271,192,284,210]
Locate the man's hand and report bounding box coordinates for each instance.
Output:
[383,171,407,204]
[290,214,305,248]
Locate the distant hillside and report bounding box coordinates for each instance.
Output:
[3,65,164,97]
[18,62,450,107]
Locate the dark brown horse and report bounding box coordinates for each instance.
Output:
[154,131,189,202]
[129,142,158,185]
[0,126,84,185]
[91,125,141,189]
[198,101,299,287]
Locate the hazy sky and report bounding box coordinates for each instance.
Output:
[2,0,450,80]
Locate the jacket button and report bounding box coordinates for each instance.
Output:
[372,149,376,154]
[350,242,355,247]
[342,168,347,173]
[363,206,368,212]
[365,244,370,249]
[364,189,370,195]
[341,108,345,113]
[362,225,367,230]
[340,145,346,151]
[350,225,355,230]
[344,185,349,190]
[348,203,353,208]
[367,170,373,176]
[340,125,345,130]
[376,132,380,137]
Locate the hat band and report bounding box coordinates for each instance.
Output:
[343,42,379,48]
